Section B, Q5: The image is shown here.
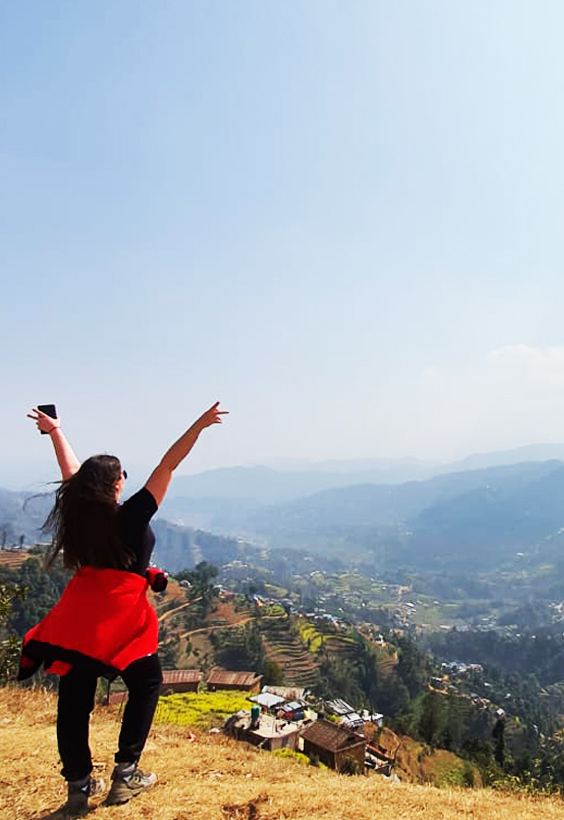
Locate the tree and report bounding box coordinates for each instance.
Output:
[492,716,506,769]
[0,523,14,549]
[175,561,219,618]
[1,556,69,637]
[263,658,285,685]
[211,621,266,671]
[396,634,431,698]
[417,693,448,748]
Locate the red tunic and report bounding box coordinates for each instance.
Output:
[18,566,159,680]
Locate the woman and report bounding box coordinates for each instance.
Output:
[19,401,227,813]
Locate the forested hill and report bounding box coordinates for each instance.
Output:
[151,520,258,574]
[155,459,564,574]
[250,459,562,529]
[163,444,564,504]
[4,458,564,574]
[242,460,564,571]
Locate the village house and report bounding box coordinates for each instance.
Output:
[106,669,203,706]
[361,709,384,728]
[362,723,400,776]
[207,669,262,694]
[161,669,203,694]
[325,698,364,730]
[227,710,303,752]
[276,700,307,721]
[262,685,308,701]
[249,691,286,712]
[301,719,366,772]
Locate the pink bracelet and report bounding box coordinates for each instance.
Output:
[48,426,60,434]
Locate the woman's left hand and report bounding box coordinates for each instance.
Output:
[27,407,61,434]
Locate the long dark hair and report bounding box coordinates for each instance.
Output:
[43,455,132,571]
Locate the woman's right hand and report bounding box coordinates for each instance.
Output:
[27,407,61,434]
[193,401,229,431]
[145,401,229,507]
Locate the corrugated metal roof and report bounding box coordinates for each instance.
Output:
[263,685,306,700]
[326,698,355,716]
[250,692,285,708]
[279,701,306,713]
[162,670,203,684]
[339,713,364,729]
[302,720,365,752]
[207,669,261,687]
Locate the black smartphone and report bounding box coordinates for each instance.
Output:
[37,404,57,434]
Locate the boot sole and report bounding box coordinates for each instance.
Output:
[105,781,156,805]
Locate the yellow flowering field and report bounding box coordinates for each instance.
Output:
[154,689,251,730]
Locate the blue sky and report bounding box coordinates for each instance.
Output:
[3,1,564,489]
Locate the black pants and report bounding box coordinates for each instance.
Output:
[57,654,163,782]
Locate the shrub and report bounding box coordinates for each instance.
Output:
[272,748,310,766]
[340,755,363,776]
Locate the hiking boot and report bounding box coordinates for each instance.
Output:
[105,763,157,805]
[61,776,105,815]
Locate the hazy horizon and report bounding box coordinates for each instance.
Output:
[4,439,564,494]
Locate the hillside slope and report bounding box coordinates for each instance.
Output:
[2,687,564,820]
[245,460,564,570]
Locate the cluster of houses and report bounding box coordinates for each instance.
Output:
[429,662,513,717]
[430,661,485,694]
[109,667,391,775]
[441,661,484,676]
[108,668,263,702]
[217,679,389,775]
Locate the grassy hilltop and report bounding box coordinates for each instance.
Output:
[2,687,564,820]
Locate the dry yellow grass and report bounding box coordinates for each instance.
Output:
[2,686,564,820]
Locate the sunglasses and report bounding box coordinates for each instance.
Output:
[122,470,128,480]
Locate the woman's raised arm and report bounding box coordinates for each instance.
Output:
[145,401,228,507]
[27,408,81,481]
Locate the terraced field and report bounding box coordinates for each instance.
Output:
[0,549,30,570]
[323,634,361,663]
[374,643,399,679]
[261,617,380,688]
[261,617,320,687]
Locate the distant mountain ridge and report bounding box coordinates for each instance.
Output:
[449,443,564,471]
[3,446,564,576]
[160,461,564,574]
[164,444,564,507]
[155,445,564,532]
[240,459,564,571]
[250,460,564,532]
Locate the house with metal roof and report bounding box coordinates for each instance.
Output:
[249,692,286,710]
[227,710,302,752]
[107,669,203,705]
[325,698,355,717]
[325,698,364,730]
[206,669,262,693]
[262,685,307,701]
[301,719,366,772]
[161,669,203,694]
